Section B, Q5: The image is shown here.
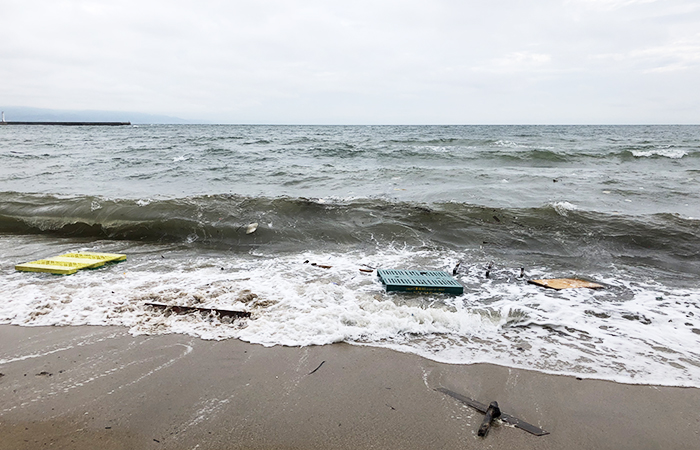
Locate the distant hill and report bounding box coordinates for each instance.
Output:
[0,107,206,124]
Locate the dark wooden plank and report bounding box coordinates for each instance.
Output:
[145,302,251,318]
[478,401,501,437]
[436,388,549,436]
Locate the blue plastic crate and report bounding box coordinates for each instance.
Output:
[377,269,463,295]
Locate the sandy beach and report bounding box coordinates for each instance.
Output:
[0,324,698,449]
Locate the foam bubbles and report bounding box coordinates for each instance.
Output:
[550,201,578,215]
[631,148,688,159]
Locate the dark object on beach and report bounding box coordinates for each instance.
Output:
[436,388,549,436]
[493,215,501,223]
[377,269,463,295]
[311,263,332,269]
[452,262,460,275]
[359,268,373,273]
[478,401,502,437]
[145,302,251,319]
[308,360,325,375]
[519,267,525,278]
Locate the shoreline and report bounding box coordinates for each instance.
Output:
[1,325,698,449]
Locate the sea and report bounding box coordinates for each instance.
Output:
[1,124,699,387]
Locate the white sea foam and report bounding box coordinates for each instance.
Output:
[550,201,578,215]
[3,241,700,388]
[631,148,688,159]
[494,140,521,148]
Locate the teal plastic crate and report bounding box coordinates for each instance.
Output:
[377,269,464,295]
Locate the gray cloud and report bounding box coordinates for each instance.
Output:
[1,0,698,123]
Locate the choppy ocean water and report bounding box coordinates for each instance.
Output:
[1,124,699,386]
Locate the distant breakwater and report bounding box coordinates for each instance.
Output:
[1,121,131,126]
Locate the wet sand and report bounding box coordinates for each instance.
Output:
[0,325,698,449]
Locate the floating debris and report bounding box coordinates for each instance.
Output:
[377,269,463,295]
[15,252,126,275]
[528,278,604,290]
[245,222,258,234]
[303,260,332,269]
[145,302,251,319]
[485,261,493,279]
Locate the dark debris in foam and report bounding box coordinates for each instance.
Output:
[145,302,251,319]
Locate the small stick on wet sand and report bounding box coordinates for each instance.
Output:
[308,361,326,375]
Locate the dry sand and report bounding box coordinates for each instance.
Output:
[1,324,698,449]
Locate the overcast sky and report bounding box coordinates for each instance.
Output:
[1,0,699,124]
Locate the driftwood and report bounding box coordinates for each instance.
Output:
[303,260,333,269]
[436,388,549,436]
[528,278,604,290]
[478,401,502,437]
[145,302,251,318]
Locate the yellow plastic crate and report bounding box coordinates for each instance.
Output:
[16,252,127,275]
[58,252,126,263]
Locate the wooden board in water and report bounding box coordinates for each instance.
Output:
[528,278,604,290]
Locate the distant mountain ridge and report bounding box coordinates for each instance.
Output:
[0,106,205,124]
